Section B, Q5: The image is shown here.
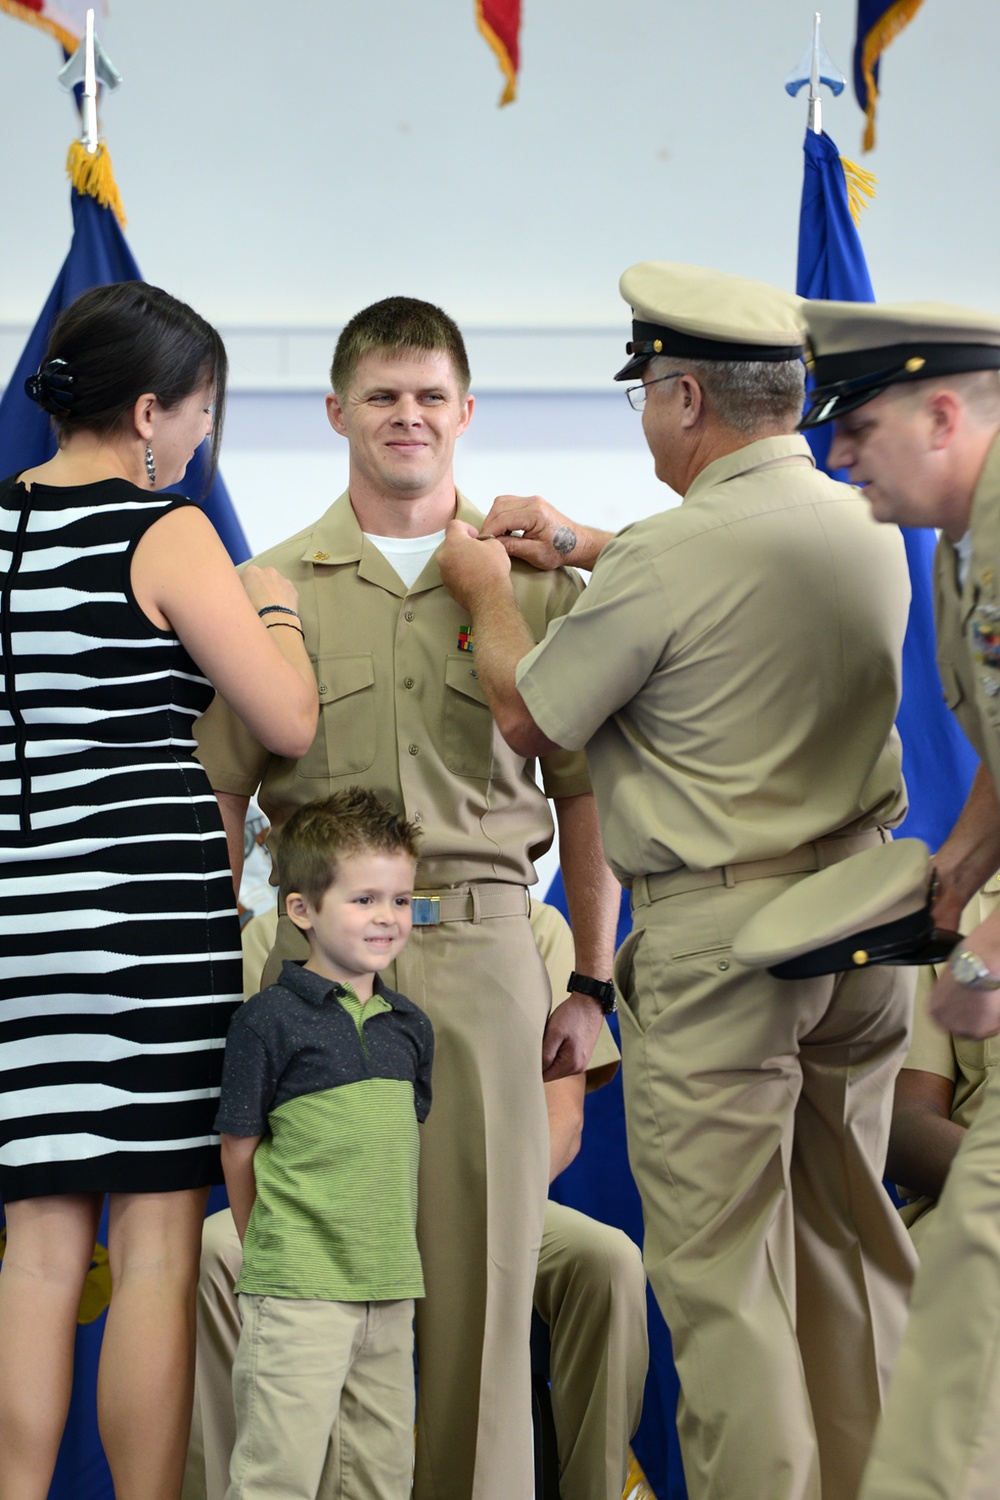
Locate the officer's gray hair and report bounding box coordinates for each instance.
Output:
[650,354,805,435]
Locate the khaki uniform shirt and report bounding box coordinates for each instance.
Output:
[934,433,1000,794]
[195,491,591,891]
[516,436,910,884]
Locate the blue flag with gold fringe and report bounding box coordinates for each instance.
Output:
[797,126,977,850]
[853,0,925,151]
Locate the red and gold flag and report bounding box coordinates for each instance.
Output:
[476,0,521,106]
[0,1,103,52]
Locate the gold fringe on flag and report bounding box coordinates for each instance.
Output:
[623,1448,657,1500]
[0,0,79,53]
[475,0,518,107]
[839,155,878,228]
[860,0,925,152]
[66,137,127,228]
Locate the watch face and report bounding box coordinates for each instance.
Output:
[951,950,1000,989]
[952,951,981,984]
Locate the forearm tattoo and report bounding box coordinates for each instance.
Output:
[552,526,577,557]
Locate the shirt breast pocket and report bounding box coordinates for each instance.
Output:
[442,655,495,780]
[296,653,376,779]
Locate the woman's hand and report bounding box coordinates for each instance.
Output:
[240,565,300,617]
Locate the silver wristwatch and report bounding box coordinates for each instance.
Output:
[949,949,1000,991]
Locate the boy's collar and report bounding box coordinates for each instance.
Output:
[278,959,400,1010]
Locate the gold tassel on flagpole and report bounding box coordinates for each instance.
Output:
[839,155,878,228]
[65,138,127,229]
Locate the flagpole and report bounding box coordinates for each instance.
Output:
[785,13,845,134]
[57,6,122,152]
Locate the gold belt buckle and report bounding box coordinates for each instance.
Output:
[411,896,441,926]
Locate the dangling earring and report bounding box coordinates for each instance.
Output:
[145,442,156,488]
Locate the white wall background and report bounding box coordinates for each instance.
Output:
[3,0,999,547]
[4,1,999,540]
[2,0,996,888]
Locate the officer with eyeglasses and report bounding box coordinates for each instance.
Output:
[437,260,916,1500]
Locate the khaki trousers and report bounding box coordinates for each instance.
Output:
[226,1294,414,1500]
[534,1202,648,1500]
[185,1202,647,1500]
[616,875,917,1500]
[858,1069,1000,1500]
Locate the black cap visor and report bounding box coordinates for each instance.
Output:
[768,903,960,980]
[615,319,803,381]
[800,341,1000,429]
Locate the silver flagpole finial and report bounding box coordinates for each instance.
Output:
[785,12,846,135]
[58,8,123,155]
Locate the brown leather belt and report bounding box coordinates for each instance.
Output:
[410,882,531,926]
[630,830,888,910]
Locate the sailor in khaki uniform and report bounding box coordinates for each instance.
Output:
[192,296,620,1500]
[437,262,917,1500]
[802,299,1000,1500]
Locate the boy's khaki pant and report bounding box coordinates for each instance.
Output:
[226,1293,414,1500]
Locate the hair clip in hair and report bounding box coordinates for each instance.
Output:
[24,358,76,414]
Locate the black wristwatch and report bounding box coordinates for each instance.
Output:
[568,971,617,1014]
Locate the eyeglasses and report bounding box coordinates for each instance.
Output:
[625,371,683,412]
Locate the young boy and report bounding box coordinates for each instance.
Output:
[216,788,433,1500]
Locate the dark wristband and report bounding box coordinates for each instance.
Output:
[567,970,617,1014]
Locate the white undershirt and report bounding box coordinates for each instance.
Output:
[365,529,446,589]
[956,530,973,590]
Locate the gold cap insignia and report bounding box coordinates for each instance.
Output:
[904,356,926,373]
[653,339,663,353]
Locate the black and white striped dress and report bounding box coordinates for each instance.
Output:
[0,474,241,1202]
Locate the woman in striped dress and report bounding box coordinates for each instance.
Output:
[0,282,317,1500]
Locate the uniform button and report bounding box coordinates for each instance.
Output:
[404,610,415,622]
[470,669,478,679]
[408,743,419,756]
[404,677,415,689]
[413,811,422,822]
[318,682,328,695]
[717,959,730,971]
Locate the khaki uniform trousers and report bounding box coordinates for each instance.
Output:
[185,1201,647,1500]
[533,1202,648,1500]
[226,1294,414,1500]
[615,872,917,1500]
[858,1068,1000,1500]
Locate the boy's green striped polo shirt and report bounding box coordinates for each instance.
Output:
[216,959,434,1302]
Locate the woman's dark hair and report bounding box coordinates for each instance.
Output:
[31,281,228,483]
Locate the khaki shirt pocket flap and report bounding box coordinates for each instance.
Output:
[444,655,489,706]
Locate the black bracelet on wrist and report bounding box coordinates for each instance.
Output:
[567,970,617,1014]
[266,621,305,638]
[258,604,300,619]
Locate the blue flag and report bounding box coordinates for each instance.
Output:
[797,127,976,850]
[0,186,249,563]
